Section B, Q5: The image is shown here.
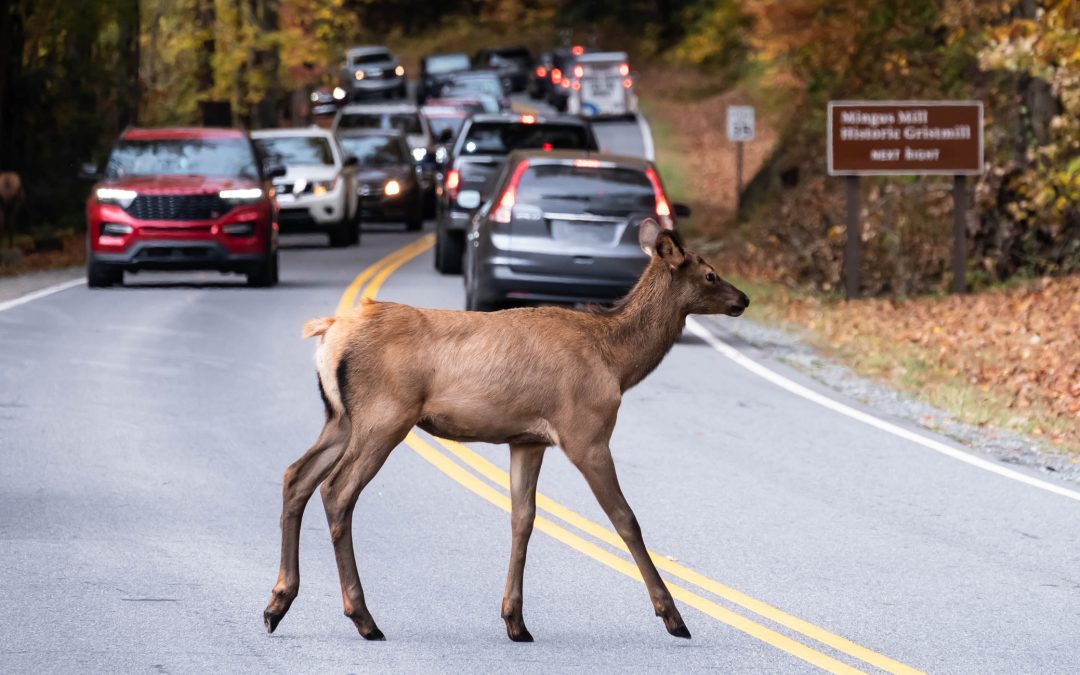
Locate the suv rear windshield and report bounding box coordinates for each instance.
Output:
[444,76,504,98]
[338,135,407,165]
[105,138,259,179]
[516,164,654,214]
[425,54,470,74]
[338,112,422,134]
[254,136,334,166]
[492,48,532,63]
[352,52,390,65]
[460,123,592,156]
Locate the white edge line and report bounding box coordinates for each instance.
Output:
[0,277,86,313]
[636,111,656,162]
[685,316,1080,503]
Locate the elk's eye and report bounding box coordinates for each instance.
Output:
[705,272,717,283]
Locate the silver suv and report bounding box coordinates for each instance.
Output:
[340,46,407,101]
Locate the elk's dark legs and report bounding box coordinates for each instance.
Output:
[264,418,349,633]
[502,443,545,642]
[321,419,412,640]
[572,448,690,639]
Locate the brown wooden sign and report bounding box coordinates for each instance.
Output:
[828,101,983,175]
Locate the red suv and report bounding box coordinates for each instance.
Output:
[86,127,282,287]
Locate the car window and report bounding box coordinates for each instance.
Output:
[338,112,421,134]
[494,48,531,64]
[438,89,500,112]
[425,116,465,141]
[460,123,592,156]
[352,52,390,65]
[425,54,470,74]
[105,138,259,179]
[515,164,654,214]
[253,136,335,166]
[444,77,503,98]
[338,136,407,165]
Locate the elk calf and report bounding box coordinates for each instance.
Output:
[264,219,749,642]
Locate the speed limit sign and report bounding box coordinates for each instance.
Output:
[726,105,755,142]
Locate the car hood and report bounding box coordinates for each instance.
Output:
[98,175,260,194]
[356,165,412,183]
[279,165,339,182]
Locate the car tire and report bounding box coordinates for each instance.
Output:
[328,216,354,247]
[87,257,122,288]
[435,228,463,275]
[247,249,279,287]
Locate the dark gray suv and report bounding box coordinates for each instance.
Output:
[463,150,689,310]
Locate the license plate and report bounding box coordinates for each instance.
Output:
[587,78,616,97]
[551,220,617,245]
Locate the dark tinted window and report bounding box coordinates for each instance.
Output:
[254,136,334,166]
[338,136,407,165]
[338,112,421,134]
[515,164,654,215]
[460,123,592,156]
[106,138,258,179]
[492,48,532,64]
[425,53,470,74]
[352,51,390,65]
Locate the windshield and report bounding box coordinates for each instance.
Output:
[443,77,503,98]
[338,136,407,165]
[460,123,592,156]
[425,54,470,74]
[493,48,532,65]
[425,116,465,141]
[516,165,654,214]
[338,112,422,134]
[253,136,334,166]
[352,52,390,65]
[105,138,259,179]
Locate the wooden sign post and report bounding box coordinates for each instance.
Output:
[726,105,755,212]
[827,101,984,298]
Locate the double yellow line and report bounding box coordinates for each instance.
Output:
[335,236,922,674]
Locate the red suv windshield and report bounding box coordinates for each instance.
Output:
[105,138,259,179]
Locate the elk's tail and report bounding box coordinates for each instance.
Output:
[302,316,335,339]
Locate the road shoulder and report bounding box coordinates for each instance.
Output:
[0,266,84,304]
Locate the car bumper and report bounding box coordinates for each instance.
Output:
[92,240,266,272]
[359,188,420,222]
[476,261,636,305]
[276,190,346,229]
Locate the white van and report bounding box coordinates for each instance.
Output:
[566,51,638,120]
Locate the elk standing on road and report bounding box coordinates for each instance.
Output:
[263,219,750,642]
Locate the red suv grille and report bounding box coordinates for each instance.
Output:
[126,194,227,220]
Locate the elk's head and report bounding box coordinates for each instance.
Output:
[639,218,749,317]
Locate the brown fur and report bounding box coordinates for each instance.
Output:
[263,219,749,642]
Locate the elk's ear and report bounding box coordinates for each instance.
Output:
[654,230,686,268]
[638,217,662,256]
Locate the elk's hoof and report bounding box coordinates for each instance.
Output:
[263,610,284,634]
[360,625,386,641]
[667,622,692,639]
[508,627,534,643]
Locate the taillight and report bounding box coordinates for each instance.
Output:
[536,66,547,78]
[573,64,584,78]
[644,166,674,229]
[446,169,460,200]
[619,63,630,77]
[623,78,633,89]
[571,45,584,56]
[573,158,601,168]
[520,114,536,124]
[492,160,529,224]
[551,68,562,84]
[571,80,581,91]
[560,79,571,89]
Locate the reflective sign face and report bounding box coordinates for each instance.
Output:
[828,101,983,175]
[726,105,755,142]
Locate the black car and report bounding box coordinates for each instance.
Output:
[435,113,599,274]
[464,150,690,311]
[546,48,582,112]
[528,51,554,100]
[474,46,534,93]
[417,52,471,104]
[439,71,511,112]
[337,130,424,231]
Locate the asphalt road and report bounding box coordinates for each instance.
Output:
[3,95,1080,674]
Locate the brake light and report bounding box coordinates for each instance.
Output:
[571,45,584,56]
[619,63,630,77]
[623,78,633,89]
[492,160,529,224]
[571,80,581,91]
[446,168,460,200]
[551,68,562,83]
[573,158,601,168]
[560,78,571,89]
[644,166,673,228]
[536,66,547,78]
[520,114,536,124]
[542,143,553,151]
[573,64,584,78]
